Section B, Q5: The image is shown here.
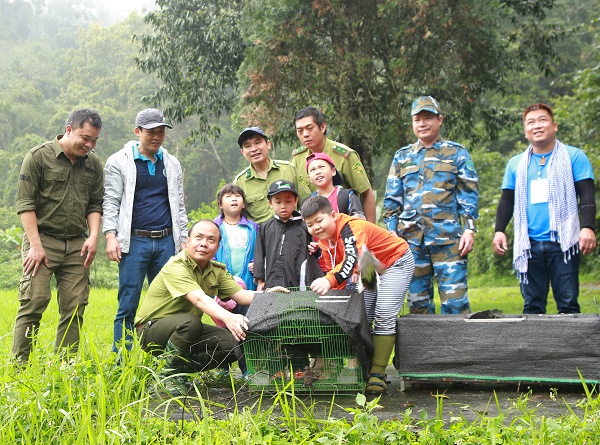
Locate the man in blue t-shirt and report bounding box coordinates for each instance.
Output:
[493,103,596,314]
[103,108,188,352]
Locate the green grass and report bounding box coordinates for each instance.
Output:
[0,284,599,443]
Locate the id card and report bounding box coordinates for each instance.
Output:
[530,178,548,204]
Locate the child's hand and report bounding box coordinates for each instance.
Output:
[265,286,290,293]
[248,261,254,273]
[350,272,359,284]
[311,277,331,296]
[308,241,319,255]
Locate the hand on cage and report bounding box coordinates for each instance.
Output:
[223,313,249,341]
[310,277,332,296]
[265,286,290,293]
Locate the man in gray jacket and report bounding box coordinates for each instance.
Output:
[103,108,188,352]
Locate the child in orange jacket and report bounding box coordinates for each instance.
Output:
[301,195,415,394]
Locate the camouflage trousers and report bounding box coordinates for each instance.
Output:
[407,240,470,314]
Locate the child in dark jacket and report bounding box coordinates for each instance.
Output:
[254,180,321,290]
[253,180,322,378]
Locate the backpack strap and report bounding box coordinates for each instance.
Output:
[337,188,351,215]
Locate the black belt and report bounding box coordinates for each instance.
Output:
[131,227,172,238]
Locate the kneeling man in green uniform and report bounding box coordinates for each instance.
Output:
[135,220,261,393]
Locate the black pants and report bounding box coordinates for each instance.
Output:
[138,313,241,371]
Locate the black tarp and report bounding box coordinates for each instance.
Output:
[394,313,600,384]
[246,289,373,377]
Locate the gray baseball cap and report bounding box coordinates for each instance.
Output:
[135,108,173,129]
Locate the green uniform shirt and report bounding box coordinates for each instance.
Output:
[292,137,372,196]
[233,158,310,223]
[134,250,242,326]
[16,136,104,239]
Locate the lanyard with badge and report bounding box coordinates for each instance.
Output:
[530,153,549,204]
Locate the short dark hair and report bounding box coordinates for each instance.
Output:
[216,183,246,206]
[188,219,221,242]
[66,108,102,130]
[300,195,333,219]
[294,107,326,128]
[522,103,555,123]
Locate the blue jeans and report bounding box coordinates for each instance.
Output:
[113,235,175,352]
[520,239,580,314]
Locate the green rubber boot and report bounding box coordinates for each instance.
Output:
[367,334,395,394]
[150,341,192,398]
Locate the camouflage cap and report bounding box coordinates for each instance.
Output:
[411,96,441,116]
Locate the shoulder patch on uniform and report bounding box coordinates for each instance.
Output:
[352,162,366,176]
[210,259,227,269]
[233,167,250,183]
[465,160,476,172]
[333,145,350,158]
[292,146,308,156]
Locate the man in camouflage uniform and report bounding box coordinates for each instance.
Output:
[383,97,479,314]
[234,127,309,223]
[292,107,377,223]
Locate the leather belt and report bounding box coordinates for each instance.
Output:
[131,227,172,238]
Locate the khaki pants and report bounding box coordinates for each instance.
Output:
[12,233,90,362]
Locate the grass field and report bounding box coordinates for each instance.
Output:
[0,282,598,443]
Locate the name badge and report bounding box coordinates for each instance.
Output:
[530,178,548,204]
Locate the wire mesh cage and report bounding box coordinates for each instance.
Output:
[244,290,365,392]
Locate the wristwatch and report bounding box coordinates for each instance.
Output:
[464,229,476,238]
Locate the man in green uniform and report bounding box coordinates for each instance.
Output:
[13,108,104,363]
[234,127,310,223]
[135,220,271,394]
[292,107,377,222]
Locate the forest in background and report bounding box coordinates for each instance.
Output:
[0,0,598,289]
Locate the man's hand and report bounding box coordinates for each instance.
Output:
[256,279,265,292]
[492,232,508,256]
[23,243,48,277]
[105,234,121,263]
[311,277,332,296]
[81,235,98,268]
[579,228,597,255]
[458,231,475,257]
[223,313,249,341]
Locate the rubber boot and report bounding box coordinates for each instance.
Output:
[367,334,395,394]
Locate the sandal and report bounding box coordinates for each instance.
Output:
[366,373,387,394]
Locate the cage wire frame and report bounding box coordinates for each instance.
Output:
[244,289,365,392]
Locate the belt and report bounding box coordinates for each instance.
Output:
[131,227,172,238]
[136,320,153,334]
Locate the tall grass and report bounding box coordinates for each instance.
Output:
[0,286,598,443]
